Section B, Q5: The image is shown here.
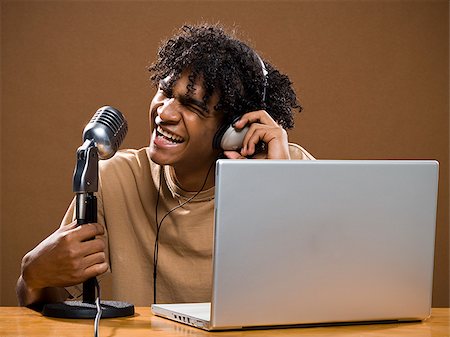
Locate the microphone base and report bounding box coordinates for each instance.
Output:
[42,300,134,319]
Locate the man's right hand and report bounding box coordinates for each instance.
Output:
[19,221,107,299]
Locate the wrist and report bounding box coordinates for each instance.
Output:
[17,274,44,307]
[20,251,44,292]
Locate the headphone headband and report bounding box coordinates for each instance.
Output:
[255,53,268,103]
[212,51,269,151]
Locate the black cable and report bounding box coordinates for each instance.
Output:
[94,278,102,337]
[153,168,163,303]
[153,160,216,304]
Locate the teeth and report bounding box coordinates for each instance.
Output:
[157,126,184,143]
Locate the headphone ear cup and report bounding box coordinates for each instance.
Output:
[213,116,249,151]
[215,124,250,151]
[212,122,230,150]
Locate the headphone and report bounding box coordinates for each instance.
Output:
[212,53,268,151]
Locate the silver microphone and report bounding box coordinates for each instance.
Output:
[82,106,128,159]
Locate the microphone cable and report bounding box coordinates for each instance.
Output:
[94,278,102,337]
[153,160,216,304]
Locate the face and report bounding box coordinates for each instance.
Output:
[148,71,223,174]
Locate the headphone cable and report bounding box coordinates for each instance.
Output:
[153,160,216,304]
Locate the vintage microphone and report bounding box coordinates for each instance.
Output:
[42,106,135,318]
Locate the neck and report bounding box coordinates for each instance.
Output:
[171,161,216,192]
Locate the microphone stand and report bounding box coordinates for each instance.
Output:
[42,139,134,318]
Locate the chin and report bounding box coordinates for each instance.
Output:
[148,144,183,167]
[148,144,166,165]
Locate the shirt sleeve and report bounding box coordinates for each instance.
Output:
[288,143,316,160]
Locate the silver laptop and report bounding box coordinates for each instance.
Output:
[152,160,439,330]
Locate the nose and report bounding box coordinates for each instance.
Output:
[157,98,181,124]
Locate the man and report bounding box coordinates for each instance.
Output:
[17,23,314,307]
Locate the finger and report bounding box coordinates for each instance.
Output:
[71,223,105,242]
[79,237,106,257]
[234,110,278,129]
[82,251,106,269]
[58,220,79,231]
[84,262,109,279]
[223,151,247,159]
[242,126,275,156]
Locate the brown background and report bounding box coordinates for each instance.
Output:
[1,0,448,307]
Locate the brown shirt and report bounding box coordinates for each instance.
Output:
[62,144,314,306]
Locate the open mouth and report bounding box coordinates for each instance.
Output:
[156,126,184,144]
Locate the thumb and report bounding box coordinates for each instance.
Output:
[223,151,247,160]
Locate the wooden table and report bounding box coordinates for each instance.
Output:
[0,307,448,336]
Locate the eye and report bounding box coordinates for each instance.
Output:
[187,104,206,117]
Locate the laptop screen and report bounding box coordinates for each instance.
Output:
[210,160,438,328]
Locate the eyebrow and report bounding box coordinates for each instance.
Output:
[159,80,210,115]
[179,95,209,114]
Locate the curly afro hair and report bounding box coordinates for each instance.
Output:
[148,23,302,129]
